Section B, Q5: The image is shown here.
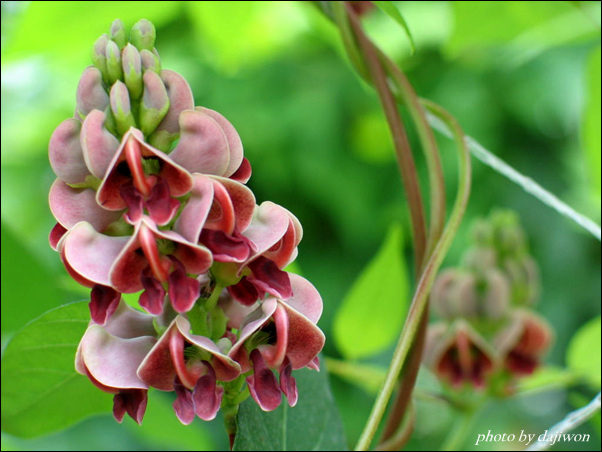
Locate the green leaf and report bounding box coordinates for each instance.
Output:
[233,366,348,451]
[333,223,409,359]
[373,1,415,54]
[1,302,112,438]
[582,45,601,200]
[567,315,601,388]
[516,365,579,395]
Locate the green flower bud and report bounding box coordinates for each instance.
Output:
[105,40,123,84]
[140,49,161,73]
[91,34,110,84]
[122,43,143,100]
[504,256,540,306]
[110,81,136,136]
[139,70,169,136]
[130,19,156,51]
[110,19,127,49]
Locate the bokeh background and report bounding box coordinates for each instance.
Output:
[1,1,600,450]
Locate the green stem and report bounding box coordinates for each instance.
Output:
[205,283,224,312]
[441,407,480,451]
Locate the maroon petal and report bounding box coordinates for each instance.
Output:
[259,304,289,369]
[146,177,180,226]
[120,182,145,224]
[139,272,166,315]
[279,358,298,407]
[49,223,67,251]
[201,229,250,263]
[227,277,259,306]
[192,363,224,421]
[173,379,195,425]
[168,259,200,313]
[90,284,121,325]
[48,118,88,184]
[247,257,292,300]
[247,349,282,412]
[278,300,325,370]
[113,388,148,424]
[209,176,256,232]
[230,157,252,184]
[137,320,179,391]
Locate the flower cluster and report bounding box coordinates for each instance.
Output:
[48,19,324,425]
[424,210,553,391]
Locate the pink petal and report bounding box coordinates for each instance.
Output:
[109,226,150,293]
[153,226,213,275]
[154,70,194,135]
[80,109,120,179]
[246,349,282,412]
[278,300,325,370]
[242,202,291,265]
[80,324,155,390]
[90,284,121,325]
[282,274,323,324]
[263,215,303,269]
[196,107,243,178]
[173,173,214,243]
[192,364,223,421]
[49,179,122,231]
[259,304,289,369]
[279,358,298,407]
[48,118,89,184]
[228,298,277,372]
[170,109,230,176]
[173,379,195,425]
[113,388,148,424]
[61,222,129,287]
[137,321,178,391]
[76,67,109,117]
[103,299,156,339]
[209,175,255,232]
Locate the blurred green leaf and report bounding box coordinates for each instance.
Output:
[233,366,347,451]
[124,392,215,451]
[373,1,415,54]
[567,315,601,388]
[333,223,409,360]
[325,357,386,395]
[350,111,394,165]
[583,45,601,200]
[3,2,181,63]
[0,221,69,333]
[516,365,579,395]
[1,302,111,438]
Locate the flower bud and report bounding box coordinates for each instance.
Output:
[139,70,170,136]
[130,19,156,51]
[430,269,478,319]
[504,256,540,306]
[105,40,124,84]
[462,246,497,271]
[480,269,510,319]
[76,67,109,118]
[140,49,161,74]
[122,43,143,100]
[110,81,136,136]
[110,19,127,49]
[91,34,110,84]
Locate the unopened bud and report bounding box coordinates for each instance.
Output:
[122,43,143,100]
[472,218,493,245]
[139,70,169,136]
[431,269,478,319]
[141,49,161,73]
[105,40,123,84]
[480,269,510,319]
[504,257,540,306]
[110,19,127,49]
[110,81,136,136]
[130,19,156,51]
[463,246,498,272]
[91,34,110,84]
[76,67,109,118]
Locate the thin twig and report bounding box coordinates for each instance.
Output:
[427,113,602,242]
[525,392,601,451]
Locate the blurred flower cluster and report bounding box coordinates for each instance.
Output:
[424,210,553,392]
[48,19,324,425]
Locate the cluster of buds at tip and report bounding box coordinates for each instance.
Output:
[424,210,553,392]
[48,19,324,426]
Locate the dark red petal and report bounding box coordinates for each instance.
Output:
[168,259,200,313]
[120,182,145,224]
[173,378,195,425]
[192,363,223,421]
[230,157,252,184]
[200,229,250,263]
[113,389,147,425]
[49,223,68,251]
[228,277,259,306]
[279,358,298,407]
[146,177,180,226]
[139,273,166,315]
[90,284,121,325]
[248,256,292,300]
[246,349,282,412]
